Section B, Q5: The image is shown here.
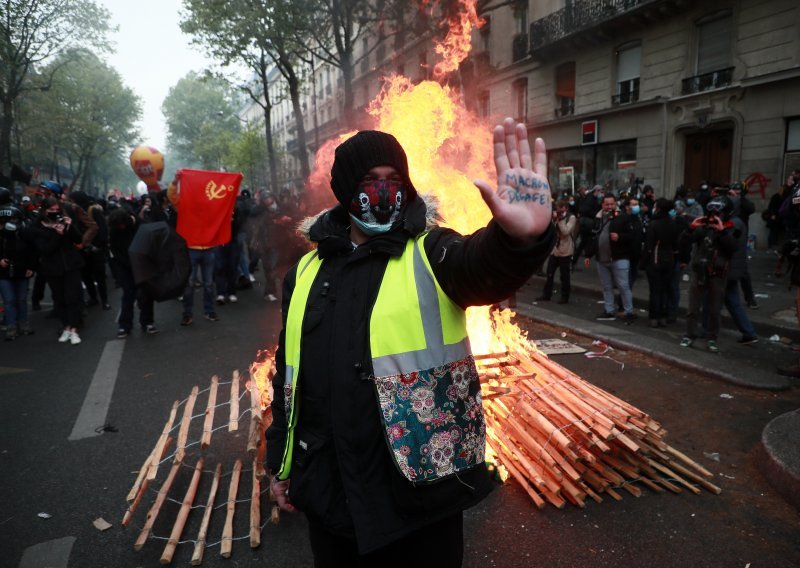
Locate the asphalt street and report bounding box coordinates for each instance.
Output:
[1,265,799,568]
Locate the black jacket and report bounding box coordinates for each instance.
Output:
[23,220,85,276]
[265,197,555,553]
[0,224,37,279]
[585,211,635,261]
[640,212,680,269]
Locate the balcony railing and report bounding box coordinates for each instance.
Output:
[555,98,575,118]
[530,0,659,52]
[512,33,529,62]
[612,89,639,105]
[681,67,734,95]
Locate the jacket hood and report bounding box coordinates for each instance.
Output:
[297,193,441,257]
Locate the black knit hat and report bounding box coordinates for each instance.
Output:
[330,130,417,207]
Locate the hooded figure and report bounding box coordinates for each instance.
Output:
[265,121,556,565]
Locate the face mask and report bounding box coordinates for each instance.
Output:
[349,213,396,236]
[668,209,677,218]
[569,200,575,206]
[630,205,641,215]
[4,222,17,232]
[350,179,405,230]
[268,203,278,212]
[686,198,696,205]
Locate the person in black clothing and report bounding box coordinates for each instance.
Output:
[572,184,602,269]
[640,198,680,327]
[265,119,555,567]
[69,191,111,310]
[0,197,37,340]
[678,196,739,353]
[23,196,86,344]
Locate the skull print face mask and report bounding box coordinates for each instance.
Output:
[349,178,405,236]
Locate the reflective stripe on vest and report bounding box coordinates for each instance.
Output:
[371,234,470,376]
[277,233,470,479]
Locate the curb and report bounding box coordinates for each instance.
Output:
[758,409,800,511]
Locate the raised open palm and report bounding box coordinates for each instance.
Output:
[474,118,552,242]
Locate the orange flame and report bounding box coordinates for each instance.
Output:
[432,0,485,79]
[248,348,276,409]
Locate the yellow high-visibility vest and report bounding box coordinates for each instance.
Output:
[276,233,485,484]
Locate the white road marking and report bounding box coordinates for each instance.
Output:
[19,536,75,568]
[68,340,126,441]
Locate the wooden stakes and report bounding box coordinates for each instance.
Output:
[123,437,173,526]
[160,458,205,564]
[247,382,262,457]
[175,386,199,464]
[229,371,240,432]
[250,460,262,548]
[220,459,242,559]
[148,401,179,481]
[201,376,219,450]
[191,464,222,566]
[135,462,181,551]
[477,349,721,509]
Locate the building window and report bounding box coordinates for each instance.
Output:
[785,117,800,180]
[614,43,640,105]
[555,61,575,117]
[512,4,528,62]
[697,14,731,75]
[479,15,491,53]
[478,91,490,118]
[513,78,528,123]
[548,140,637,194]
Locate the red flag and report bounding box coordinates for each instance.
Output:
[175,169,243,248]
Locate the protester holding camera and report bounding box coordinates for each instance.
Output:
[0,189,36,341]
[23,196,86,344]
[678,196,739,353]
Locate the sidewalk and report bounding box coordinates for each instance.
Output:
[515,248,799,390]
[512,247,800,511]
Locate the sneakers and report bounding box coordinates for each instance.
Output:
[265,294,278,302]
[117,328,129,339]
[204,312,219,322]
[623,313,637,325]
[595,312,616,321]
[69,331,81,345]
[747,301,759,309]
[144,324,159,335]
[180,315,193,326]
[680,336,693,348]
[228,295,238,303]
[737,336,758,345]
[58,329,72,343]
[707,340,719,353]
[216,295,226,305]
[248,274,256,283]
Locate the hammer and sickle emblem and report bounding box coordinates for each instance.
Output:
[205,180,233,200]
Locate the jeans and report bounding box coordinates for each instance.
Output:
[596,259,633,315]
[725,279,756,338]
[0,278,30,329]
[183,248,216,316]
[214,242,240,297]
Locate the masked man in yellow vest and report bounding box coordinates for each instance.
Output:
[266,118,556,567]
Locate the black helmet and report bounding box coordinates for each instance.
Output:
[0,205,23,220]
[0,186,11,205]
[706,196,733,218]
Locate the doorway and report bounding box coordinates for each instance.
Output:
[683,128,733,189]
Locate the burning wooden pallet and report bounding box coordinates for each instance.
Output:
[122,370,279,565]
[476,349,721,509]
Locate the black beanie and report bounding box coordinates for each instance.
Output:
[330,130,417,207]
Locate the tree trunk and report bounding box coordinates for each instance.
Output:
[1,98,13,170]
[258,61,280,194]
[284,63,310,182]
[341,53,356,130]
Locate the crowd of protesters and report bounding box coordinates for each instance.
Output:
[0,174,308,344]
[537,172,800,353]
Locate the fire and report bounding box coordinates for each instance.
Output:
[431,0,485,79]
[248,348,276,410]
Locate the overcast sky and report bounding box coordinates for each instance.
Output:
[103,0,215,152]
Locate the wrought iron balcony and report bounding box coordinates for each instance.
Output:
[681,67,734,95]
[612,89,639,105]
[555,98,575,118]
[530,0,677,56]
[512,33,529,62]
